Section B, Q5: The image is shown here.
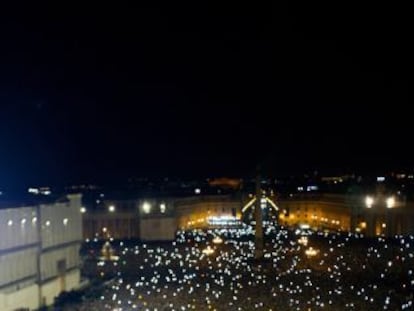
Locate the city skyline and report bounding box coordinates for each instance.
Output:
[0,3,412,187]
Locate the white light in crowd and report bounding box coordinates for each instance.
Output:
[194,188,201,194]
[102,227,107,233]
[365,196,374,208]
[80,207,87,213]
[160,203,166,213]
[7,220,13,226]
[21,218,26,225]
[386,196,395,208]
[45,220,51,227]
[108,205,116,212]
[142,202,151,214]
[63,218,69,226]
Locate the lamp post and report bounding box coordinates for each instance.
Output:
[365,196,376,237]
[364,195,397,237]
[385,196,395,237]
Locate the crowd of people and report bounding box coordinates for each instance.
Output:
[56,224,414,310]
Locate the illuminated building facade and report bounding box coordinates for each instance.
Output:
[277,193,414,237]
[0,194,83,311]
[82,195,241,240]
[82,193,414,242]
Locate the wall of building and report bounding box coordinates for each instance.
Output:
[83,212,140,239]
[139,217,177,241]
[0,249,38,289]
[40,269,80,306]
[40,245,80,281]
[40,199,82,249]
[175,196,241,229]
[278,201,351,231]
[0,194,83,310]
[0,206,39,311]
[0,283,39,311]
[0,206,38,251]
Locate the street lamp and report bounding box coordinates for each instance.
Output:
[386,196,396,237]
[386,196,395,208]
[364,196,375,237]
[365,195,397,237]
[142,202,151,214]
[365,196,374,208]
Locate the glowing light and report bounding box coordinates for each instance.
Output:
[305,247,319,257]
[298,236,309,246]
[160,203,166,213]
[21,218,26,225]
[242,197,257,212]
[108,205,116,212]
[202,246,215,255]
[28,187,39,194]
[212,236,223,244]
[386,196,395,208]
[63,218,69,226]
[142,202,151,214]
[45,220,51,227]
[80,207,87,213]
[206,215,240,226]
[365,196,374,208]
[265,197,279,211]
[7,220,13,226]
[194,188,201,194]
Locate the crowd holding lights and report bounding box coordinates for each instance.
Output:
[60,223,414,310]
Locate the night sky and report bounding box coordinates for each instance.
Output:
[0,3,412,187]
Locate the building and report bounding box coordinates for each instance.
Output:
[82,195,241,241]
[82,192,414,242]
[0,194,82,311]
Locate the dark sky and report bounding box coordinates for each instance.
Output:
[0,3,412,187]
